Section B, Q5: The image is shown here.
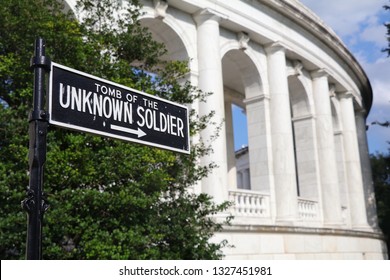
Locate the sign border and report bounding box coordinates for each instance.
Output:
[48,62,190,154]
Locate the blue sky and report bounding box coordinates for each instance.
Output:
[233,0,390,154]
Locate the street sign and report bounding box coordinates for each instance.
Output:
[48,62,190,154]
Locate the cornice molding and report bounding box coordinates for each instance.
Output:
[223,224,385,240]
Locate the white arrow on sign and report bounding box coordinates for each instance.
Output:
[110,124,147,138]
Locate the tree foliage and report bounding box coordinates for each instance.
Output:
[384,3,390,56]
[0,0,231,259]
[371,149,390,256]
[371,2,390,255]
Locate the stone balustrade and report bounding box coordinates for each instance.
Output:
[229,190,270,217]
[298,197,319,221]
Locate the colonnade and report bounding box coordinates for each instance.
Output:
[192,8,372,230]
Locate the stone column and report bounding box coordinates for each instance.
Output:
[311,69,343,226]
[265,42,298,223]
[225,101,237,190]
[356,110,378,229]
[339,93,370,230]
[245,95,273,193]
[193,9,228,203]
[243,169,250,190]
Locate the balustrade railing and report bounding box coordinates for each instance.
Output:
[229,190,349,227]
[229,190,270,217]
[298,198,319,221]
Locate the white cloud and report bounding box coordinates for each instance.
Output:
[360,21,387,47]
[358,56,390,105]
[366,101,390,153]
[300,0,387,37]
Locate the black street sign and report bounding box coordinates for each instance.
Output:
[48,62,190,154]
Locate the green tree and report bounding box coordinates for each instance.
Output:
[371,150,390,257]
[370,1,390,257]
[384,2,390,56]
[0,0,231,259]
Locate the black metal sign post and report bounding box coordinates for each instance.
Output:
[22,38,51,260]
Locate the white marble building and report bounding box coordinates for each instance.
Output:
[65,0,388,259]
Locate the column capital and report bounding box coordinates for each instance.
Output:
[264,41,286,54]
[193,8,227,25]
[310,68,328,79]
